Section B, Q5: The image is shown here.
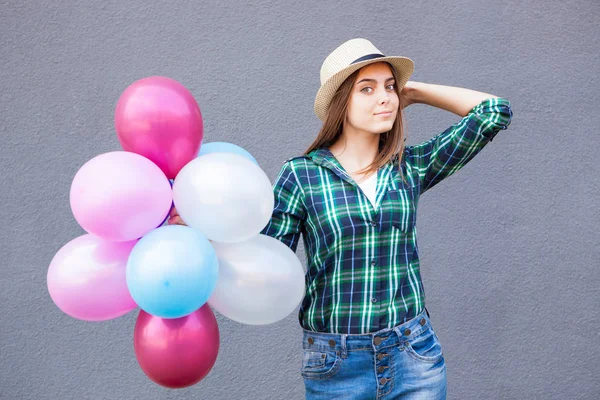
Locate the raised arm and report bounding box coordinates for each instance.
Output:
[401,82,513,194]
[402,81,498,116]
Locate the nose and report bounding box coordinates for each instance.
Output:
[378,89,390,105]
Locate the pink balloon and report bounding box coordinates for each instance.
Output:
[114,76,204,179]
[47,234,138,321]
[70,151,172,242]
[134,305,220,389]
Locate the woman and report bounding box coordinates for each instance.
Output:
[171,38,513,399]
[260,37,512,399]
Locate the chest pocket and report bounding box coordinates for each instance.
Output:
[386,187,417,233]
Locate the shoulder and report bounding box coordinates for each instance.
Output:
[275,155,311,180]
[284,155,311,164]
[278,155,315,190]
[282,155,313,173]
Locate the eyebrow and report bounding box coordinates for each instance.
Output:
[356,77,395,85]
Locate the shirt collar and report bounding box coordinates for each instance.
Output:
[306,147,330,166]
[307,147,400,167]
[305,147,399,193]
[305,147,402,210]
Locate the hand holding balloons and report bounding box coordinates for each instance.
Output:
[167,206,186,226]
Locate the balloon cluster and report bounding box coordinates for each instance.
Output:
[47,77,305,389]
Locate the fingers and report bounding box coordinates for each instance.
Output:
[167,206,187,226]
[168,216,186,226]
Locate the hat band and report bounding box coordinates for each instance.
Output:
[351,53,385,64]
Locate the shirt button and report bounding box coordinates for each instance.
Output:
[372,298,378,303]
[371,260,376,266]
[371,221,377,227]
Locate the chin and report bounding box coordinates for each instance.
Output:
[369,122,395,134]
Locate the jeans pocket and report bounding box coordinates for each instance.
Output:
[300,350,342,380]
[403,328,444,363]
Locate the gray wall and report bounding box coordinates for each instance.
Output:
[1,0,598,399]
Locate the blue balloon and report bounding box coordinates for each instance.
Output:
[198,142,258,165]
[126,225,219,319]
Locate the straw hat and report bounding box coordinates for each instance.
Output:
[314,38,414,121]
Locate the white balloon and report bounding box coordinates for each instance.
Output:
[208,234,305,325]
[173,153,274,243]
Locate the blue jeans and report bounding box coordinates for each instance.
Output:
[301,308,446,399]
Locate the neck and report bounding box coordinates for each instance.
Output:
[329,124,380,174]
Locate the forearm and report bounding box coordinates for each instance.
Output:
[405,81,499,117]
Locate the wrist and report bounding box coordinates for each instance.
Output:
[405,81,426,105]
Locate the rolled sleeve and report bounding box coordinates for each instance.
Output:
[466,97,513,141]
[406,97,513,194]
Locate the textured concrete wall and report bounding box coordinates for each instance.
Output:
[1,0,599,398]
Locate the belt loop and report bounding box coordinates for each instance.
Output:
[340,334,348,359]
[393,326,403,343]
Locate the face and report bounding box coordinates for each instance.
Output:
[345,62,399,135]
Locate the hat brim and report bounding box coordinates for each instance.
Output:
[314,56,414,121]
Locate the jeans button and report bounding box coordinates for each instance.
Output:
[403,328,411,336]
[380,378,388,384]
[420,318,426,326]
[307,337,314,344]
[373,337,382,346]
[328,339,336,347]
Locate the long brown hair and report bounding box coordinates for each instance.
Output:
[304,62,407,177]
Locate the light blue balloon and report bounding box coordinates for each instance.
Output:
[198,142,258,165]
[126,225,219,319]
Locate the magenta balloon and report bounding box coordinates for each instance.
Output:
[114,76,204,179]
[134,305,220,389]
[47,234,138,321]
[70,151,172,242]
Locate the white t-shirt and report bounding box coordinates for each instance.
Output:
[357,172,378,207]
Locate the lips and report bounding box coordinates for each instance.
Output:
[374,111,393,116]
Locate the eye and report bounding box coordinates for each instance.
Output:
[386,83,396,91]
[360,86,373,93]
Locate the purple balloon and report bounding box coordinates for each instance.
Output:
[70,151,172,242]
[156,181,174,228]
[134,305,220,388]
[114,76,204,179]
[47,234,138,321]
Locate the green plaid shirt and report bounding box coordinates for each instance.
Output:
[261,97,513,334]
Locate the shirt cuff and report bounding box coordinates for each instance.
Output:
[467,97,513,141]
